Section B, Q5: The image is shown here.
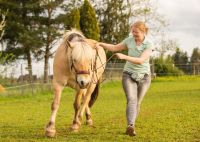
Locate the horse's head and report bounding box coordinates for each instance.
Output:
[64,30,95,88]
[69,41,94,89]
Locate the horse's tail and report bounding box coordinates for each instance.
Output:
[89,81,100,108]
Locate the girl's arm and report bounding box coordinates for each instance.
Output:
[115,48,152,64]
[98,42,127,52]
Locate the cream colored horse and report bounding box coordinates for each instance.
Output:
[45,29,106,137]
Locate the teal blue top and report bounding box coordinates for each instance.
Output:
[121,35,153,81]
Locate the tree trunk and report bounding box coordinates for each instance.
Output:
[44,46,49,83]
[26,48,33,83]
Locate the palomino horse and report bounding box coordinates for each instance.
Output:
[45,29,106,137]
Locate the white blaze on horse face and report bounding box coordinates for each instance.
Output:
[71,41,94,88]
[73,59,92,88]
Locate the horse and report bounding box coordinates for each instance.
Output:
[45,29,106,137]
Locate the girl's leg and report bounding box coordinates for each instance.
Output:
[122,73,138,126]
[137,74,151,117]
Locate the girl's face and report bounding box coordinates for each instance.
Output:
[131,26,145,41]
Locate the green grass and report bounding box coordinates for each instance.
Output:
[0,76,200,142]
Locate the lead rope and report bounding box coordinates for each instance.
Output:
[91,50,117,84]
[108,54,118,82]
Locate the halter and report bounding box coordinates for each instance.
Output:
[70,48,99,85]
[71,61,91,75]
[66,38,116,84]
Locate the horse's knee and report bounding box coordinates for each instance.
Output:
[73,102,80,111]
[51,101,59,111]
[85,113,91,120]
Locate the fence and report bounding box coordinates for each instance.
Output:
[1,62,200,84]
[0,62,200,95]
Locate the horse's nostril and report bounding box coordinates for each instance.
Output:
[81,81,84,86]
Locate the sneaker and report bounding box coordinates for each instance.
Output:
[126,125,136,136]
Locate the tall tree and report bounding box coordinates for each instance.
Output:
[93,0,130,43]
[191,47,200,63]
[58,0,81,30]
[64,8,80,30]
[191,47,200,75]
[0,0,43,81]
[80,0,100,40]
[91,0,166,43]
[173,48,188,65]
[0,9,12,66]
[0,9,7,41]
[38,0,64,83]
[172,48,188,73]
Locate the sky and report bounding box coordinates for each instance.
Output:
[157,0,200,56]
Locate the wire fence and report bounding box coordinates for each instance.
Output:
[0,63,200,96]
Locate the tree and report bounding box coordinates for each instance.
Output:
[153,55,184,76]
[59,0,81,30]
[91,0,166,43]
[0,9,7,41]
[37,0,64,83]
[172,48,188,73]
[191,47,200,63]
[0,0,43,81]
[80,0,100,41]
[93,0,130,43]
[64,8,80,30]
[155,38,179,57]
[191,47,200,75]
[0,9,14,76]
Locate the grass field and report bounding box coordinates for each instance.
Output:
[0,76,200,142]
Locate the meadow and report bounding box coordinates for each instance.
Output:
[0,76,200,142]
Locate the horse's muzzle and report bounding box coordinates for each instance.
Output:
[79,84,89,89]
[76,75,90,89]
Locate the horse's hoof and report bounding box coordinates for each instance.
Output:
[70,123,80,132]
[45,123,56,137]
[86,119,93,126]
[45,130,56,137]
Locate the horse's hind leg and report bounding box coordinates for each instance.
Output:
[45,83,63,137]
[71,89,85,132]
[85,105,93,126]
[79,84,96,124]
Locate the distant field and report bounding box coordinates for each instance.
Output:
[0,76,200,142]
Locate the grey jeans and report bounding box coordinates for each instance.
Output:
[122,72,151,126]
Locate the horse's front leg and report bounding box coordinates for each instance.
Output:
[71,89,85,132]
[45,83,63,137]
[79,84,96,123]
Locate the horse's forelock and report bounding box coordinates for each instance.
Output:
[71,42,94,63]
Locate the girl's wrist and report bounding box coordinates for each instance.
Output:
[99,42,103,47]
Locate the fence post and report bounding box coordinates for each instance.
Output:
[193,64,196,75]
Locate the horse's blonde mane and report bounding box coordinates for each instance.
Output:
[63,29,94,63]
[71,41,94,63]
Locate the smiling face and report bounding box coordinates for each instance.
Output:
[130,21,148,42]
[131,26,145,41]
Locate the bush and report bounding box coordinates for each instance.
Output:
[153,56,184,76]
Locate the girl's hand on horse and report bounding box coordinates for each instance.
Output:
[95,42,101,49]
[115,53,126,60]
